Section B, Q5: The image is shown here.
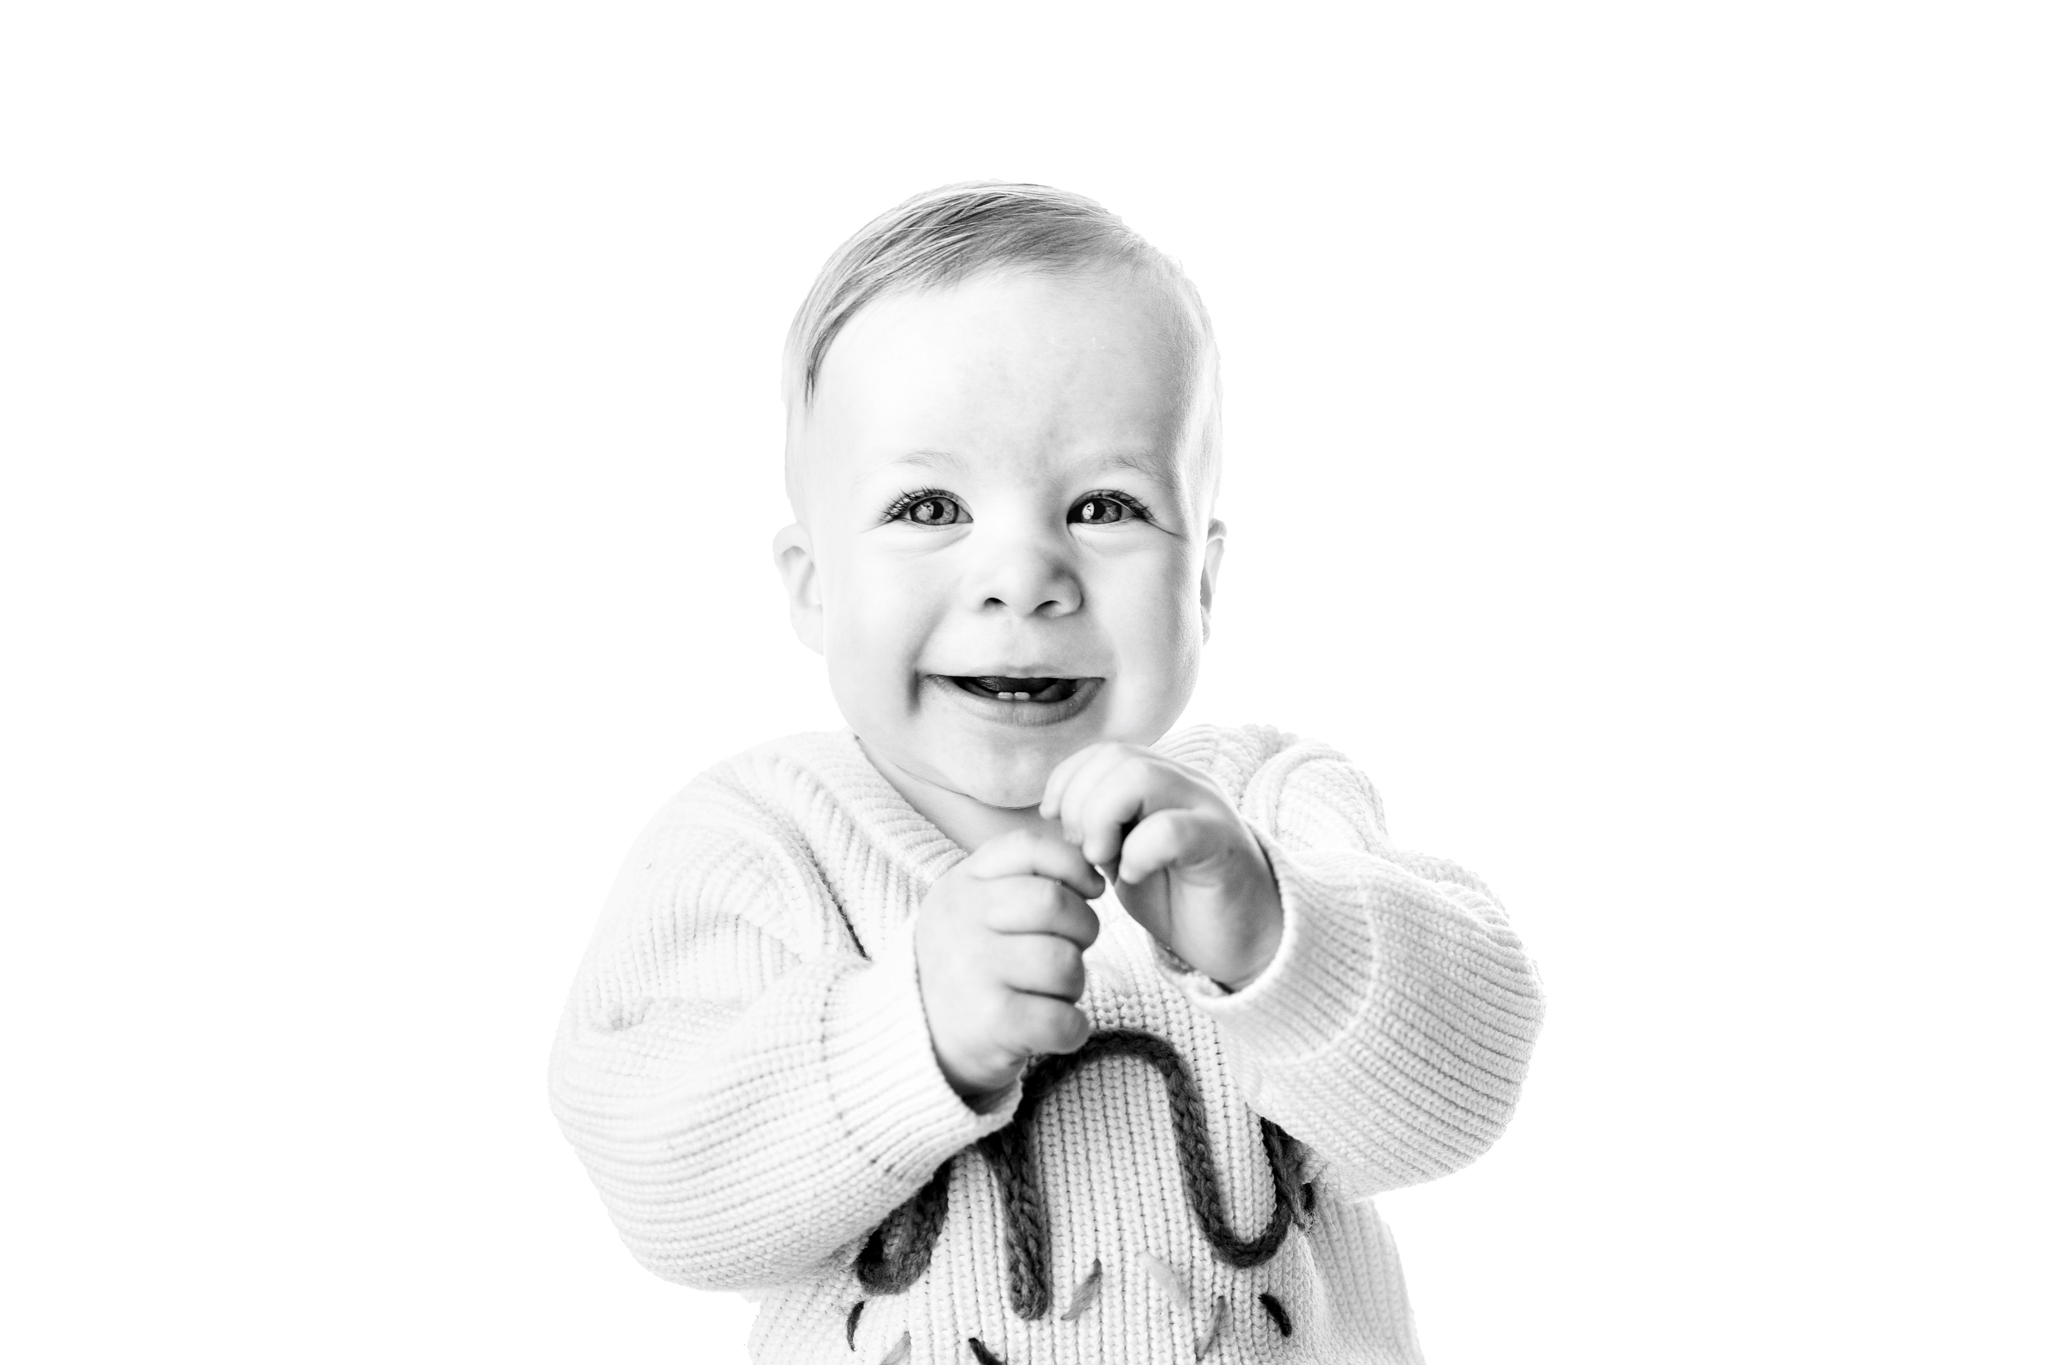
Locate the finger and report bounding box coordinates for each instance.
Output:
[991,934,1087,1002]
[1071,753,1210,870]
[1115,807,1215,886]
[1038,740,1126,821]
[995,991,1092,1058]
[1054,744,1148,854]
[965,830,1105,900]
[982,880,1102,948]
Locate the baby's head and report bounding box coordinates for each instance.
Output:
[773,183,1225,817]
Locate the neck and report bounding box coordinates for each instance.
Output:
[857,739,1057,851]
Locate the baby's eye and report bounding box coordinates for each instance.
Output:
[886,491,967,526]
[1070,493,1147,525]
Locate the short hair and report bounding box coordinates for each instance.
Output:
[782,181,1215,412]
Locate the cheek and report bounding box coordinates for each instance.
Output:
[822,556,942,678]
[1096,549,1206,671]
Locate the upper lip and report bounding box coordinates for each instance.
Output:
[931,665,1101,678]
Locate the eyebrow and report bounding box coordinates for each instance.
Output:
[884,447,1180,485]
[888,448,968,471]
[1088,450,1177,482]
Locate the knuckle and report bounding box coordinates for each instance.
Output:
[986,876,1034,913]
[978,991,1016,1043]
[1006,993,1047,1036]
[1065,1008,1092,1048]
[1024,940,1082,996]
[996,990,1039,1040]
[1038,1003,1088,1054]
[968,829,1025,868]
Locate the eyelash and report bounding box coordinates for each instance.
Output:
[881,488,964,525]
[1071,490,1155,524]
[878,488,1157,525]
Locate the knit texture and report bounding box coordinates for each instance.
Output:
[550,726,1545,1363]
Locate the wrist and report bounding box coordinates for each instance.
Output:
[1218,875,1284,991]
[934,1045,1022,1110]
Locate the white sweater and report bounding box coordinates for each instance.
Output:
[550,726,1544,1364]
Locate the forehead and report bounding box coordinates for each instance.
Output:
[800,268,1207,486]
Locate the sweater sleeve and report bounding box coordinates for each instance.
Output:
[1162,737,1545,1199]
[548,790,1017,1291]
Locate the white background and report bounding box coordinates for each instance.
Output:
[4,3,2043,1361]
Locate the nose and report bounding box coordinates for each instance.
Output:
[962,519,1082,618]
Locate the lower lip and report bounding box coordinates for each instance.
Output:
[929,676,1105,728]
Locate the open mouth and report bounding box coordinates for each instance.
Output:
[945,675,1085,704]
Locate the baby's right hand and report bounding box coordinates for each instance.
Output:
[914,830,1104,1101]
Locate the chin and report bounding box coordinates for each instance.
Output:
[954,765,1056,811]
[947,742,1063,810]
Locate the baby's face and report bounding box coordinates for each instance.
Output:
[781,268,1221,811]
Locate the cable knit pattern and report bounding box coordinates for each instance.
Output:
[550,726,1544,1363]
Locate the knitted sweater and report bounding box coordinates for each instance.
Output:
[550,726,1544,1364]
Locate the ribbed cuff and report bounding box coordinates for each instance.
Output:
[1173,837,1382,1062]
[820,929,1020,1183]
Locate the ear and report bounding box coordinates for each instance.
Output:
[1199,517,1227,641]
[771,522,825,656]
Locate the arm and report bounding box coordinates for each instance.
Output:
[1042,731,1544,1200]
[1180,740,1546,1198]
[547,796,1014,1292]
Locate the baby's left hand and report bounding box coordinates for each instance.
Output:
[1039,742,1283,991]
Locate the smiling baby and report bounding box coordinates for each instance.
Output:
[550,183,1545,1364]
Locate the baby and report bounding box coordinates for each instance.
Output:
[551,183,1545,1364]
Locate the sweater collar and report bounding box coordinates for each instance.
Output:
[812,731,970,894]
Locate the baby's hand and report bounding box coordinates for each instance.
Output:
[1039,742,1283,991]
[914,831,1104,1101]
